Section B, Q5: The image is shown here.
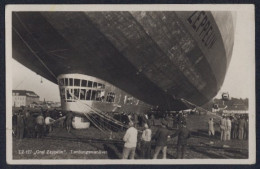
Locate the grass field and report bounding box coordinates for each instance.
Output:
[13,113,248,159]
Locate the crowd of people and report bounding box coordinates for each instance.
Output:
[122,112,190,159]
[207,114,249,141]
[12,108,249,159]
[13,108,191,159]
[13,110,45,139]
[12,109,75,140]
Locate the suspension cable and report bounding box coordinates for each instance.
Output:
[75,99,127,130]
[13,22,57,80]
[72,96,126,133]
[180,98,222,118]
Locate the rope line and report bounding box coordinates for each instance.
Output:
[180,98,222,118]
[72,98,109,134]
[13,15,57,80]
[71,95,127,134]
[72,94,128,128]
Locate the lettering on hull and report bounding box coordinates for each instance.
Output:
[187,11,217,49]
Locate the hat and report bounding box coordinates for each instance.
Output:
[129,121,134,126]
[161,119,168,126]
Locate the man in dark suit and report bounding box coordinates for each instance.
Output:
[12,111,18,136]
[24,111,36,138]
[16,110,25,139]
[171,123,191,159]
[65,111,74,133]
[152,119,171,159]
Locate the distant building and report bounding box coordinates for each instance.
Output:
[36,100,61,109]
[12,90,40,107]
[44,101,61,108]
[50,102,61,108]
[210,97,249,114]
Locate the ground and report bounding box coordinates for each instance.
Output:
[13,113,248,159]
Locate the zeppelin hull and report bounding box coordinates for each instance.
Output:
[12,11,234,110]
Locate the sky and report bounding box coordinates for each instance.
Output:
[12,60,61,102]
[11,11,254,102]
[215,11,254,99]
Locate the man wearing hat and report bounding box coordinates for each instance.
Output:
[226,116,232,140]
[24,110,36,138]
[16,110,25,139]
[36,112,45,138]
[12,111,18,136]
[152,119,171,159]
[140,122,152,159]
[220,115,227,141]
[65,111,73,133]
[177,111,186,129]
[208,118,215,138]
[171,123,191,159]
[238,116,246,140]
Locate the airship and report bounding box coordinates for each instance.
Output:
[12,11,235,122]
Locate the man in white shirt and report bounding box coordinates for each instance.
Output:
[208,118,215,138]
[141,123,152,159]
[220,115,227,141]
[226,116,232,140]
[122,121,138,159]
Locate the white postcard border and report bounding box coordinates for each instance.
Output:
[5,4,256,165]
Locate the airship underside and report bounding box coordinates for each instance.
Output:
[12,11,235,113]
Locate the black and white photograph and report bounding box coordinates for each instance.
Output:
[5,4,255,164]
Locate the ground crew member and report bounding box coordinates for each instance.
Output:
[65,111,73,133]
[208,118,215,138]
[25,111,36,138]
[226,116,232,140]
[220,115,226,141]
[36,112,45,138]
[140,122,152,159]
[45,116,55,132]
[238,116,246,140]
[140,114,148,127]
[152,120,171,159]
[231,117,238,139]
[12,111,18,136]
[16,110,25,139]
[122,121,138,159]
[171,123,191,159]
[244,117,249,140]
[58,111,65,128]
[177,111,186,129]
